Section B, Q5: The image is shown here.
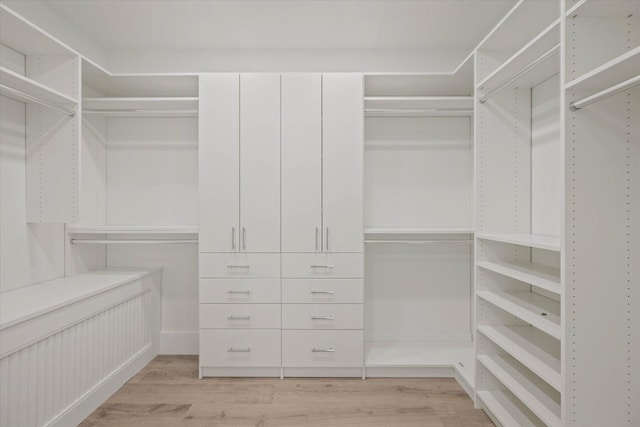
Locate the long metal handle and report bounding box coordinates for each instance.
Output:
[227,290,251,294]
[227,265,250,268]
[242,227,246,250]
[570,74,640,111]
[310,265,334,269]
[227,315,251,320]
[311,316,335,320]
[311,290,335,295]
[315,227,319,251]
[232,227,236,250]
[312,348,335,353]
[228,347,251,353]
[325,227,329,251]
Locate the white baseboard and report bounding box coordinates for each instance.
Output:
[160,330,199,355]
[48,343,157,427]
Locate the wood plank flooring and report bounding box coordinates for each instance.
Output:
[80,356,493,426]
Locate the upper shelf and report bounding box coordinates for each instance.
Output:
[0,66,78,115]
[67,225,198,235]
[477,233,561,252]
[566,46,640,93]
[566,0,639,18]
[82,97,199,117]
[364,96,473,117]
[0,4,75,56]
[477,20,560,94]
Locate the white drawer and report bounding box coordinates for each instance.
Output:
[282,253,363,278]
[200,329,281,367]
[282,279,363,303]
[200,304,281,329]
[200,253,280,278]
[282,304,363,330]
[282,330,363,368]
[200,279,280,303]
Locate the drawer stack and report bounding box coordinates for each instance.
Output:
[199,253,282,377]
[281,253,364,376]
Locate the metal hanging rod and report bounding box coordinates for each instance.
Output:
[82,109,198,117]
[479,44,560,104]
[71,239,198,244]
[0,84,76,117]
[569,74,640,111]
[365,108,473,117]
[365,240,473,244]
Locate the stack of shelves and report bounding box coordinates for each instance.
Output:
[474,1,563,425]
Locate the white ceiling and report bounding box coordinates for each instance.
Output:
[42,0,516,51]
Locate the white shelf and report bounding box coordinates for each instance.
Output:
[365,228,473,236]
[477,390,545,427]
[566,0,639,18]
[566,46,640,93]
[0,4,74,55]
[477,260,560,295]
[478,325,561,391]
[478,354,561,427]
[0,66,78,106]
[82,97,198,117]
[67,225,198,235]
[478,20,560,92]
[476,233,561,251]
[478,291,561,339]
[364,96,473,110]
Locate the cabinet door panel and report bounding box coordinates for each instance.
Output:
[281,74,322,252]
[240,74,281,253]
[199,74,240,252]
[322,74,364,252]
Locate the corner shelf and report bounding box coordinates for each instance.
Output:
[477,260,560,295]
[0,66,78,107]
[478,354,560,427]
[478,325,561,391]
[477,390,545,427]
[476,233,561,252]
[565,46,640,93]
[477,291,561,340]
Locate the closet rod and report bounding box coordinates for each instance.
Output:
[83,109,198,115]
[365,240,473,244]
[479,44,560,104]
[71,239,198,244]
[569,74,640,111]
[0,84,76,117]
[365,109,473,117]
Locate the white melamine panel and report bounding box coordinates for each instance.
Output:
[282,279,363,304]
[0,44,26,74]
[282,330,363,367]
[0,95,64,292]
[322,73,363,253]
[200,253,280,279]
[78,111,106,226]
[281,73,322,253]
[239,73,280,253]
[365,243,471,342]
[531,75,560,237]
[106,117,197,226]
[364,117,472,229]
[199,73,239,252]
[200,304,280,329]
[199,329,281,367]
[25,55,79,102]
[200,279,280,304]
[282,304,363,330]
[282,253,363,278]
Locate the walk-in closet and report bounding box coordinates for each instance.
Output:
[0,1,637,426]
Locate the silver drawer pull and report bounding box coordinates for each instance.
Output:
[311,316,335,320]
[227,290,251,294]
[312,348,335,353]
[227,315,251,320]
[310,265,334,269]
[228,347,251,353]
[227,265,250,268]
[310,290,335,295]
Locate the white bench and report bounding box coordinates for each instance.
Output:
[0,269,161,427]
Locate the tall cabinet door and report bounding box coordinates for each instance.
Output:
[239,74,281,253]
[322,74,364,253]
[281,74,322,253]
[199,73,240,252]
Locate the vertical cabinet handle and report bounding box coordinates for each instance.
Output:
[242,227,246,250]
[326,227,329,251]
[315,227,319,251]
[232,227,236,250]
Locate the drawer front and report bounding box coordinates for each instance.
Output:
[200,279,280,303]
[200,253,280,278]
[200,304,281,329]
[282,330,363,367]
[282,279,363,303]
[282,304,363,330]
[282,253,363,278]
[200,329,281,367]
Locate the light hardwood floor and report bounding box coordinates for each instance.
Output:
[80,356,493,426]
